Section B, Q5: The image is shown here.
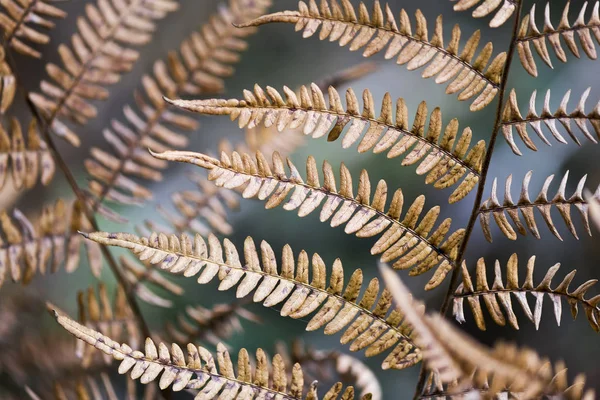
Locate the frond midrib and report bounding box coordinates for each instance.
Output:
[502,115,600,126]
[211,162,456,266]
[454,286,598,314]
[127,237,418,350]
[268,11,497,88]
[517,22,600,43]
[210,102,480,175]
[479,197,587,214]
[3,0,38,47]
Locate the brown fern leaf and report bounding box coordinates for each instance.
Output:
[0,0,66,59]
[28,0,179,147]
[277,340,382,400]
[167,84,485,204]
[380,264,595,399]
[165,301,261,346]
[0,48,15,113]
[120,255,183,308]
[83,0,271,216]
[502,88,600,155]
[238,0,507,111]
[0,199,102,289]
[420,368,596,400]
[517,2,600,77]
[479,171,597,241]
[0,118,55,191]
[586,189,600,230]
[85,231,423,370]
[74,283,142,368]
[450,0,517,28]
[453,254,600,332]
[151,150,465,289]
[53,310,370,399]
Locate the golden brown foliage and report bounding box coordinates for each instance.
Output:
[150,149,465,289]
[451,0,518,28]
[167,84,486,203]
[453,254,600,332]
[239,0,506,111]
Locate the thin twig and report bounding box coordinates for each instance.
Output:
[411,1,525,398]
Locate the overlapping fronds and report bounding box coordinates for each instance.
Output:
[165,301,260,346]
[450,0,517,28]
[380,264,595,400]
[120,255,183,308]
[0,48,15,113]
[277,340,382,400]
[517,2,600,77]
[150,149,465,289]
[454,254,600,332]
[0,199,102,289]
[53,310,371,399]
[238,0,507,111]
[28,0,179,147]
[84,0,271,216]
[75,283,141,367]
[502,88,600,155]
[420,368,596,400]
[0,118,55,191]
[479,171,598,241]
[167,84,486,204]
[0,0,66,59]
[85,231,423,370]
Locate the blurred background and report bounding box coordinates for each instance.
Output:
[1,0,599,397]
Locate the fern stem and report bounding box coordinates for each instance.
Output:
[412,1,525,397]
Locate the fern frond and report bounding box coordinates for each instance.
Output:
[83,0,271,214]
[238,0,507,111]
[74,283,141,367]
[28,0,179,147]
[278,340,382,400]
[0,0,66,59]
[453,254,600,332]
[0,48,15,113]
[167,84,486,204]
[165,301,260,346]
[0,199,102,289]
[380,264,594,399]
[517,2,600,77]
[479,171,597,241]
[85,231,423,370]
[53,310,370,399]
[0,118,55,191]
[450,0,517,28]
[120,255,183,308]
[151,149,464,289]
[586,189,600,230]
[502,88,600,155]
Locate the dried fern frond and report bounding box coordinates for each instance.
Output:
[479,171,597,241]
[0,118,55,191]
[28,0,179,147]
[74,283,142,367]
[0,199,102,289]
[517,2,600,77]
[84,0,271,215]
[278,340,382,400]
[0,48,15,113]
[450,0,517,28]
[453,254,600,332]
[0,0,66,59]
[165,301,260,346]
[53,310,371,399]
[85,231,423,370]
[167,84,486,204]
[151,149,464,289]
[238,0,507,111]
[380,264,595,399]
[502,88,600,155]
[120,255,183,308]
[586,189,600,230]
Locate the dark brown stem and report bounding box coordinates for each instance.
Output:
[412,2,525,398]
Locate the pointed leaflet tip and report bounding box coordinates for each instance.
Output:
[77,230,90,239]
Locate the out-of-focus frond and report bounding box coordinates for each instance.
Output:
[450,0,517,28]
